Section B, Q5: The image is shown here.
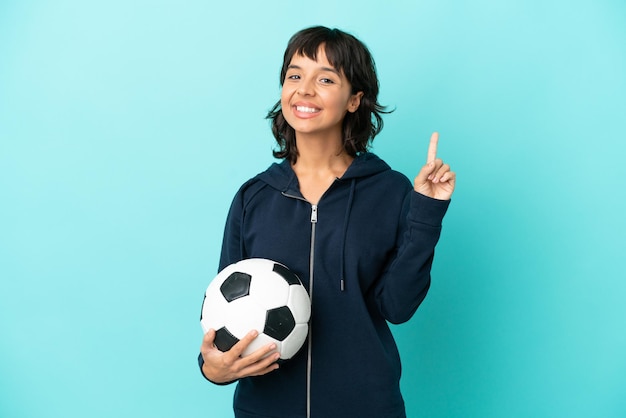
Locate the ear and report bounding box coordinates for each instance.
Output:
[347,91,364,113]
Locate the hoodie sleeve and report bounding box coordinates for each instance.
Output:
[374,190,450,324]
[218,185,247,271]
[197,185,249,385]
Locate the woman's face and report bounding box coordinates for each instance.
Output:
[280,47,363,140]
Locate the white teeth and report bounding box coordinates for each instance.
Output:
[296,106,319,113]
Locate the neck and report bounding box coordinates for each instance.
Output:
[293,133,353,174]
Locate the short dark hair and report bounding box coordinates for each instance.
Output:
[267,26,390,163]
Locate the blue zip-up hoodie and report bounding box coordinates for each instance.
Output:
[200,152,450,418]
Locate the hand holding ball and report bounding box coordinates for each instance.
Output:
[201,259,311,361]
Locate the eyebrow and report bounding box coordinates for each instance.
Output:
[287,64,341,76]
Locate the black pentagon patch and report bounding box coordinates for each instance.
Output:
[264,306,295,341]
[220,272,251,302]
[272,263,300,286]
[214,327,239,352]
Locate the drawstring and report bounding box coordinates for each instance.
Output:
[339,178,356,291]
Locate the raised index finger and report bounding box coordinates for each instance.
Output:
[427,132,439,163]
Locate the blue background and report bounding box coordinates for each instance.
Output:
[1,1,625,417]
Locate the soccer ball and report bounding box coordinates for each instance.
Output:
[200,258,311,360]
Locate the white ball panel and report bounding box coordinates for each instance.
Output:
[287,285,311,323]
[240,258,272,269]
[201,302,227,334]
[201,289,230,333]
[280,324,309,359]
[223,297,266,338]
[249,273,289,310]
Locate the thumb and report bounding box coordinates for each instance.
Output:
[201,329,216,352]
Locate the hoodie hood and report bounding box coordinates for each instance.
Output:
[255,152,391,194]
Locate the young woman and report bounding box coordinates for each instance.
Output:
[199,26,455,418]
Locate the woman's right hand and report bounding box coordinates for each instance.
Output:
[200,329,281,383]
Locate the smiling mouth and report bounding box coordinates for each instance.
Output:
[295,105,320,113]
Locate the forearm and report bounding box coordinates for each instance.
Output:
[375,192,450,323]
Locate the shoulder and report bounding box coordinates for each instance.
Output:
[231,160,291,206]
[231,177,268,208]
[361,153,412,190]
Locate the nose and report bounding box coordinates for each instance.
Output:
[297,77,315,96]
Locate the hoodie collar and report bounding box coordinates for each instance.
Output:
[256,152,390,193]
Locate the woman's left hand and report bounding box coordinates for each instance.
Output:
[413,132,456,200]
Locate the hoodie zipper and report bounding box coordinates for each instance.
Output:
[307,204,317,418]
[281,192,316,418]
